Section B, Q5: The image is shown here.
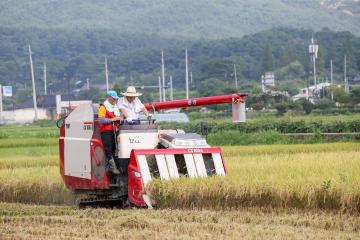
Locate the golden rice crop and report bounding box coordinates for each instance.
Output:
[148,145,360,212]
[221,142,360,156]
[1,140,359,212]
[0,155,57,169]
[0,166,74,205]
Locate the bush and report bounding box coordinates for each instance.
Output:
[251,102,264,111]
[32,120,56,127]
[301,100,314,115]
[311,108,360,115]
[207,131,288,145]
[315,99,335,110]
[274,102,288,116]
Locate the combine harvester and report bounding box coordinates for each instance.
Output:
[58,93,246,207]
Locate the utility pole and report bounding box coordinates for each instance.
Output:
[261,75,265,93]
[86,78,90,90]
[234,64,238,89]
[309,38,319,97]
[314,59,317,91]
[28,45,38,120]
[158,76,162,102]
[330,59,334,100]
[161,50,166,101]
[0,84,3,122]
[130,73,134,86]
[43,63,47,95]
[185,48,189,99]
[344,55,349,94]
[65,74,71,114]
[105,57,109,92]
[170,75,173,101]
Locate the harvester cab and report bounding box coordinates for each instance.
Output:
[59,93,246,207]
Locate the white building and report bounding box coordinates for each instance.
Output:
[292,82,332,101]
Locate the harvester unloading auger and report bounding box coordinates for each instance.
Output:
[58,93,247,207]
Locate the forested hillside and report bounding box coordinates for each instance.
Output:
[1,27,359,101]
[1,1,360,105]
[0,0,359,39]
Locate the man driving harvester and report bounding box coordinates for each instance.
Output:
[117,86,150,124]
[98,90,121,175]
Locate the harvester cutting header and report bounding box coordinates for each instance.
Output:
[58,90,247,207]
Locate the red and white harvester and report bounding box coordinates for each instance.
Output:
[59,93,246,207]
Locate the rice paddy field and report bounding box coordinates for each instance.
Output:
[0,124,360,239]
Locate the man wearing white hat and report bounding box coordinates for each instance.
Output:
[117,86,149,125]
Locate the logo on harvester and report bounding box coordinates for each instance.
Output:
[129,136,141,143]
[187,99,197,106]
[83,122,93,130]
[187,148,203,153]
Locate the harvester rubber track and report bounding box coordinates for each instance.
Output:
[77,195,128,209]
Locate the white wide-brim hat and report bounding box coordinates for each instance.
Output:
[121,86,142,97]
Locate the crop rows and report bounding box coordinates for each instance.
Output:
[0,139,359,212]
[148,146,360,212]
[0,124,359,239]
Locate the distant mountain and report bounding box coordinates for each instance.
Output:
[0,0,359,39]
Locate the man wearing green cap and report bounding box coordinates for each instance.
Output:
[98,90,121,175]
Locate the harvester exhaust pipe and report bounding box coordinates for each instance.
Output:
[232,101,246,122]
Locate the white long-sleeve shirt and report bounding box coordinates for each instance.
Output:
[117,97,144,121]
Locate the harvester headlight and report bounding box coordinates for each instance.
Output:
[173,139,207,146]
[174,140,186,146]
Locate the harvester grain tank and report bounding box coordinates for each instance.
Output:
[58,93,246,207]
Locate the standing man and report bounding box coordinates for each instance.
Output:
[98,90,121,175]
[117,86,149,125]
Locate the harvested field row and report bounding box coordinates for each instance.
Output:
[0,203,359,240]
[0,138,58,148]
[0,155,57,169]
[222,142,360,156]
[0,146,57,157]
[0,128,58,139]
